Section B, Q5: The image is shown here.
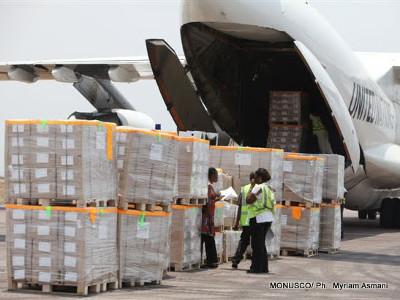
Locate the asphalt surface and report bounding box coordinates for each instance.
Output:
[0,208,399,299]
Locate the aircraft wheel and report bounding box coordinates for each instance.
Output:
[380,198,396,228]
[367,210,377,220]
[358,210,367,220]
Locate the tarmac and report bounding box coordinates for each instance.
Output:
[0,207,399,299]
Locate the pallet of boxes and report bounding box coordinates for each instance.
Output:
[116,128,177,287]
[209,146,284,262]
[280,154,325,257]
[169,135,210,271]
[5,120,119,296]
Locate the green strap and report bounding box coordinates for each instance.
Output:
[158,133,162,142]
[216,206,220,218]
[41,119,48,129]
[97,121,102,132]
[46,206,51,217]
[100,207,104,216]
[140,211,146,227]
[238,147,242,152]
[191,207,196,216]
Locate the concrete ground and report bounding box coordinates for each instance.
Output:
[0,208,399,299]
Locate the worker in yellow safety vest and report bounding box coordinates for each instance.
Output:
[231,172,255,269]
[245,168,275,274]
[311,114,333,154]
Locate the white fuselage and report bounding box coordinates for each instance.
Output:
[181,0,400,210]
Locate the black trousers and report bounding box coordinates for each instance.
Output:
[249,217,271,273]
[201,233,218,265]
[232,226,251,264]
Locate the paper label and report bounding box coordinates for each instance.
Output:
[11,169,23,180]
[283,161,293,172]
[118,146,125,156]
[37,226,50,236]
[64,242,76,253]
[235,153,251,166]
[65,212,78,222]
[119,133,127,142]
[64,256,77,268]
[14,269,25,280]
[96,132,106,150]
[39,257,51,267]
[61,156,74,166]
[37,153,49,163]
[150,144,163,161]
[39,242,51,252]
[281,215,288,226]
[65,226,76,237]
[12,256,25,267]
[61,170,74,180]
[14,239,26,249]
[63,186,75,196]
[37,137,49,147]
[35,168,48,179]
[14,224,26,234]
[117,160,124,169]
[98,225,107,239]
[62,139,75,149]
[136,222,150,239]
[65,272,77,282]
[13,184,26,195]
[12,124,24,133]
[37,184,50,194]
[60,125,73,133]
[37,124,49,133]
[39,272,51,283]
[12,137,24,147]
[13,210,25,220]
[11,155,23,165]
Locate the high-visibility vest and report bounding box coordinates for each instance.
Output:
[312,116,326,134]
[239,184,251,227]
[247,185,275,219]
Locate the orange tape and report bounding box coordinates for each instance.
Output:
[292,207,302,220]
[275,205,284,208]
[172,205,203,210]
[321,204,341,208]
[284,155,325,161]
[210,146,283,152]
[116,128,177,140]
[215,202,225,208]
[118,209,169,217]
[281,205,320,211]
[107,126,113,160]
[177,136,210,144]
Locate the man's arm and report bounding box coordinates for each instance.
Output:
[234,193,242,229]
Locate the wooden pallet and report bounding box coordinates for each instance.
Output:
[120,279,161,288]
[169,262,201,272]
[8,198,117,208]
[119,200,171,212]
[8,280,118,296]
[319,248,340,254]
[175,198,207,205]
[279,200,321,208]
[280,248,318,258]
[322,199,343,205]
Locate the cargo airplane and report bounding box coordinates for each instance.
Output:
[1,0,400,228]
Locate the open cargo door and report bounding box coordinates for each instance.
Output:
[294,41,360,172]
[146,39,216,132]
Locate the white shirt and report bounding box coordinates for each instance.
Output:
[251,183,275,223]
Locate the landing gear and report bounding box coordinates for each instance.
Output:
[358,210,367,220]
[367,210,377,220]
[380,198,400,228]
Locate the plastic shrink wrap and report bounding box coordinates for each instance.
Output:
[6,205,118,290]
[5,120,117,203]
[223,230,242,259]
[118,209,169,285]
[214,201,238,228]
[265,205,282,255]
[117,129,177,204]
[170,205,202,268]
[280,206,320,251]
[319,204,341,251]
[176,137,209,199]
[318,154,345,200]
[202,232,223,261]
[214,170,233,194]
[283,155,325,204]
[209,146,284,202]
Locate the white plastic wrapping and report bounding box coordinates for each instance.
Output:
[118,129,178,204]
[214,170,233,195]
[265,206,282,255]
[319,204,341,251]
[202,232,223,260]
[5,120,117,203]
[318,154,345,200]
[6,206,118,287]
[177,137,209,199]
[223,230,242,258]
[280,206,320,251]
[170,205,202,268]
[214,201,238,227]
[118,210,169,284]
[209,147,284,202]
[283,155,325,204]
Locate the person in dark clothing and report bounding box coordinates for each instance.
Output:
[231,172,255,269]
[201,167,221,268]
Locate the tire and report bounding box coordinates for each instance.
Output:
[380,198,396,228]
[358,210,367,220]
[367,211,377,220]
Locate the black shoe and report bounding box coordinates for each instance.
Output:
[232,262,238,269]
[247,269,263,274]
[209,263,218,268]
[201,264,210,269]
